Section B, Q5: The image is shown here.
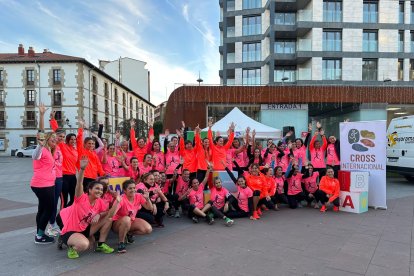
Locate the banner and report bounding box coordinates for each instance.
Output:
[108,177,131,195]
[339,121,387,209]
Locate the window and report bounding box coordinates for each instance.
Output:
[411,2,414,23]
[410,60,414,80]
[323,30,342,51]
[398,59,404,81]
[130,97,133,109]
[122,93,126,105]
[136,100,139,111]
[53,90,62,106]
[274,66,296,82]
[26,70,34,85]
[411,31,414,52]
[0,70,3,85]
[104,83,109,98]
[115,119,118,129]
[0,111,4,127]
[323,0,342,22]
[323,59,342,80]
[243,42,261,62]
[92,94,97,110]
[26,90,35,106]
[92,76,97,92]
[363,1,378,23]
[363,30,378,52]
[275,40,296,54]
[105,99,109,114]
[25,111,36,127]
[362,59,378,81]
[55,111,62,122]
[0,90,4,106]
[123,107,126,119]
[399,30,405,52]
[227,0,235,11]
[53,69,61,84]
[275,13,296,25]
[114,88,118,102]
[243,16,261,35]
[115,104,118,117]
[92,114,97,126]
[242,68,261,85]
[105,117,110,133]
[400,1,405,24]
[243,0,261,9]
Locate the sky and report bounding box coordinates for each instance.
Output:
[0,0,220,105]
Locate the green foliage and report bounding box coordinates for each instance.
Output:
[153,121,163,139]
[117,119,148,140]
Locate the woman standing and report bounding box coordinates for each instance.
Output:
[151,140,165,173]
[207,119,235,170]
[31,106,57,244]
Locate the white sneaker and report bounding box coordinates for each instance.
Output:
[174,210,180,218]
[314,202,320,209]
[46,225,60,237]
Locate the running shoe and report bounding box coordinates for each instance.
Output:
[192,216,199,223]
[252,211,260,220]
[256,208,262,216]
[34,235,55,244]
[225,217,234,227]
[125,234,135,244]
[274,205,280,211]
[57,235,64,250]
[117,242,127,253]
[46,225,60,237]
[320,205,327,212]
[67,246,79,259]
[95,243,114,254]
[175,210,181,218]
[333,206,339,212]
[314,203,320,209]
[207,213,215,225]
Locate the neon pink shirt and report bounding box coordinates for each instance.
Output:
[60,193,107,235]
[236,186,253,212]
[276,149,290,172]
[326,144,340,166]
[165,150,181,175]
[113,193,146,221]
[101,192,114,210]
[127,167,140,183]
[136,183,160,202]
[175,176,189,198]
[303,171,319,193]
[138,163,153,175]
[287,173,303,195]
[275,176,285,194]
[188,183,205,209]
[231,148,247,167]
[31,147,56,188]
[152,151,165,172]
[160,180,171,194]
[54,146,63,178]
[292,146,306,164]
[103,155,122,177]
[210,186,229,209]
[310,135,327,169]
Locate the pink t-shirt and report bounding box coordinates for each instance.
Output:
[152,151,165,172]
[275,176,285,194]
[60,193,107,235]
[136,183,160,202]
[175,176,190,198]
[231,148,247,167]
[54,146,63,178]
[310,148,326,169]
[113,193,146,221]
[292,146,306,164]
[276,149,290,172]
[326,144,340,166]
[303,171,319,193]
[210,186,229,209]
[138,163,153,175]
[103,156,122,177]
[287,173,303,195]
[31,147,56,188]
[188,183,205,209]
[165,150,181,175]
[127,167,140,183]
[236,186,253,212]
[101,192,114,210]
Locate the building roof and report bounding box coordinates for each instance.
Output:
[0,50,155,107]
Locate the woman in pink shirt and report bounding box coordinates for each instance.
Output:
[165,142,181,178]
[301,163,320,208]
[271,166,288,210]
[309,125,328,177]
[112,179,153,253]
[206,177,234,226]
[139,154,154,174]
[121,157,141,183]
[326,135,341,178]
[151,140,165,173]
[31,129,57,244]
[285,157,305,209]
[101,144,123,177]
[57,157,121,259]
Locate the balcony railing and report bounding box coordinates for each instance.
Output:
[297,68,312,80]
[23,120,37,128]
[297,10,312,22]
[227,53,235,63]
[410,70,414,81]
[26,80,34,86]
[297,38,312,51]
[53,80,61,85]
[227,27,235,37]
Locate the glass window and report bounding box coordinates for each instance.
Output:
[275,40,296,54]
[242,68,261,85]
[323,30,342,51]
[411,2,414,24]
[243,0,261,9]
[411,31,414,52]
[275,13,296,25]
[0,70,3,83]
[26,70,34,85]
[363,30,378,52]
[363,1,378,23]
[323,0,342,22]
[0,111,4,124]
[243,42,261,62]
[0,90,4,105]
[399,30,405,52]
[398,59,404,81]
[243,16,261,36]
[410,59,414,80]
[227,0,235,11]
[274,66,296,82]
[362,59,378,81]
[53,69,61,84]
[26,90,35,105]
[53,90,62,105]
[323,59,342,80]
[400,1,405,23]
[208,104,261,123]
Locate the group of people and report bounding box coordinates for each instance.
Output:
[30,104,342,259]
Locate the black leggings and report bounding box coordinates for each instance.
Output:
[272,193,288,205]
[303,189,317,204]
[136,201,166,224]
[287,192,306,209]
[314,190,340,207]
[31,186,55,233]
[225,194,250,218]
[62,174,77,207]
[258,198,275,209]
[207,201,226,219]
[50,177,63,224]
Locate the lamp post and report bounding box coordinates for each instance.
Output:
[281,76,289,86]
[197,71,203,86]
[65,118,72,133]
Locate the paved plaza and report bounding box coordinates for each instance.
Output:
[0,157,414,276]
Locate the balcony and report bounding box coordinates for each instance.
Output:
[227,26,235,37]
[0,101,4,107]
[227,53,235,63]
[93,102,98,111]
[53,100,62,107]
[297,68,312,80]
[0,120,5,128]
[53,80,61,85]
[23,120,37,128]
[0,80,3,86]
[26,101,35,107]
[92,83,98,93]
[26,80,34,86]
[274,0,312,11]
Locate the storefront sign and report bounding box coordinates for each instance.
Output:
[261,104,308,110]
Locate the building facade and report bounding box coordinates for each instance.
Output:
[219,0,414,85]
[0,44,154,156]
[154,101,167,123]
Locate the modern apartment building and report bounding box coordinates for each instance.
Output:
[0,44,154,156]
[219,0,414,85]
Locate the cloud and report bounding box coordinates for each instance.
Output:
[36,1,60,20]
[182,3,189,22]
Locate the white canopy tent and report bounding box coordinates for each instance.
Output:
[202,107,282,139]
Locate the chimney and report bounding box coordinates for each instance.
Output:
[18,44,25,56]
[43,49,48,53]
[28,47,35,57]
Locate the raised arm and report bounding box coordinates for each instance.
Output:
[222,160,237,184]
[224,122,235,150]
[75,156,88,197]
[130,119,138,150]
[49,110,59,132]
[38,103,47,132]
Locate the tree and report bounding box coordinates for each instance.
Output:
[117,119,148,140]
[153,121,163,139]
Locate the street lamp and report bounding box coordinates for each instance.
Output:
[197,71,203,86]
[281,76,289,86]
[65,118,72,133]
[383,78,391,83]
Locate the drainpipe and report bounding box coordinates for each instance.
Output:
[110,82,113,142]
[88,69,91,134]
